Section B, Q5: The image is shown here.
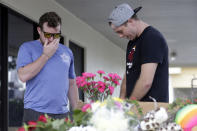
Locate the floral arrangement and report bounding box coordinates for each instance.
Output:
[18,96,197,131]
[18,97,142,131]
[76,70,122,102]
[68,97,141,131]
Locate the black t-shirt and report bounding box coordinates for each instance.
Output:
[126,26,169,102]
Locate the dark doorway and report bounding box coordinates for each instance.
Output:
[69,41,85,101]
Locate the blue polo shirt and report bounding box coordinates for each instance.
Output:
[16,40,76,114]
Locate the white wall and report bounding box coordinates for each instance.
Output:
[1,0,125,96]
[170,67,197,88]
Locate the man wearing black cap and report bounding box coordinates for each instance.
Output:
[108,3,169,102]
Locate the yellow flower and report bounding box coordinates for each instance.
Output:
[113,97,123,103]
[127,111,134,116]
[100,101,107,107]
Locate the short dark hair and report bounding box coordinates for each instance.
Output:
[39,12,61,29]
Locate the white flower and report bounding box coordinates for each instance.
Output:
[140,107,170,131]
[91,102,101,112]
[68,126,97,131]
[90,106,130,131]
[154,107,168,123]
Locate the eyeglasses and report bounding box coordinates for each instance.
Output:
[43,31,61,39]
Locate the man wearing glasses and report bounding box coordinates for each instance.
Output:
[16,12,79,123]
[108,3,169,102]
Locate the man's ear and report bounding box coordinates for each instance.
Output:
[37,27,41,35]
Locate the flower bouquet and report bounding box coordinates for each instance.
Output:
[18,97,142,131]
[76,70,122,102]
[69,97,142,131]
[18,95,197,131]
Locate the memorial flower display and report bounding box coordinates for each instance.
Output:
[18,70,197,131]
[18,97,142,131]
[67,97,142,131]
[18,97,197,131]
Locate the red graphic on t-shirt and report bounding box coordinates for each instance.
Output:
[128,46,136,62]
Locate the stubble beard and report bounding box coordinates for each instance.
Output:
[39,38,45,46]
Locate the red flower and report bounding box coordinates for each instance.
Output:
[28,121,37,131]
[184,99,192,104]
[130,97,137,100]
[65,117,73,123]
[65,117,69,122]
[38,115,47,123]
[18,127,25,131]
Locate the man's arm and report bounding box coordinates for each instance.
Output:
[68,79,79,110]
[119,73,126,99]
[17,39,59,82]
[129,63,158,100]
[18,54,49,82]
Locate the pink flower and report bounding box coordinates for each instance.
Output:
[91,81,97,85]
[80,81,87,87]
[82,72,96,78]
[109,86,114,95]
[83,88,87,91]
[98,87,105,93]
[76,76,87,87]
[76,71,121,101]
[18,127,25,131]
[113,80,120,85]
[87,82,92,87]
[82,104,91,112]
[108,73,122,81]
[115,101,122,109]
[97,81,105,86]
[108,73,114,79]
[103,76,109,81]
[113,73,122,80]
[97,70,105,74]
